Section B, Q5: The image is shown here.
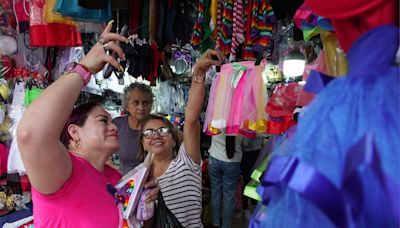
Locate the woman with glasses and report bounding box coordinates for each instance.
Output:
[137,50,223,227]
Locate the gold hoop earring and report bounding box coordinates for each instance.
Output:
[74,139,80,149]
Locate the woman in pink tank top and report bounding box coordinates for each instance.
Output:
[16,22,160,227]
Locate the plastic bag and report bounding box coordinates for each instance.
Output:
[154,192,184,228]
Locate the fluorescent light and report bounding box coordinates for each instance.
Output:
[283,49,305,78]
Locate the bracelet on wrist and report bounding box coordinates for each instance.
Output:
[64,63,92,86]
[193,75,205,84]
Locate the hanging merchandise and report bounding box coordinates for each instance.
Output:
[292,2,347,77]
[23,86,43,107]
[51,47,82,81]
[265,82,301,134]
[7,82,25,175]
[320,32,347,76]
[0,34,17,56]
[215,0,233,56]
[0,0,16,36]
[0,101,11,144]
[203,61,268,137]
[43,0,76,26]
[191,0,213,53]
[153,78,189,115]
[54,0,112,23]
[293,2,333,41]
[241,0,276,60]
[13,0,30,33]
[265,64,283,83]
[171,44,194,77]
[228,0,244,62]
[0,55,14,80]
[254,22,400,228]
[29,0,82,46]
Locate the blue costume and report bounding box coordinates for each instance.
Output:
[254,25,399,227]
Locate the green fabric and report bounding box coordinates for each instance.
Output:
[201,0,212,53]
[244,179,262,201]
[24,87,44,106]
[302,26,330,41]
[244,154,272,201]
[231,63,247,88]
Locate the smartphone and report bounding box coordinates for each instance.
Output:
[103,25,129,80]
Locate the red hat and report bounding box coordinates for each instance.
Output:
[305,0,398,52]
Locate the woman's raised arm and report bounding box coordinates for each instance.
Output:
[17,22,127,194]
[183,50,223,164]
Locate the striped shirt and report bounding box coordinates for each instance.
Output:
[157,144,203,228]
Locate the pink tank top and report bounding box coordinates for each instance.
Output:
[32,153,122,227]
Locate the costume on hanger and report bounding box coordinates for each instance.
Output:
[204,61,268,137]
[255,25,399,227]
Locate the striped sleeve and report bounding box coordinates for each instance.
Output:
[157,144,203,228]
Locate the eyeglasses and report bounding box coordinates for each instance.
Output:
[142,127,171,139]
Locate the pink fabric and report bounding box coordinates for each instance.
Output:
[204,61,268,137]
[294,2,317,30]
[15,0,30,23]
[0,144,9,175]
[203,74,220,135]
[266,82,302,117]
[240,62,268,136]
[226,71,247,134]
[32,153,122,227]
[211,70,233,129]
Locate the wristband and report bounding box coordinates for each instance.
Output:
[66,63,92,86]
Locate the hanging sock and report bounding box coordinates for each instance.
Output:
[216,0,233,56]
[229,0,245,62]
[191,0,205,48]
[243,0,276,60]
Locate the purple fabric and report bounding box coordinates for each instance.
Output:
[260,156,348,227]
[260,134,399,227]
[304,70,334,94]
[342,134,400,223]
[136,188,154,221]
